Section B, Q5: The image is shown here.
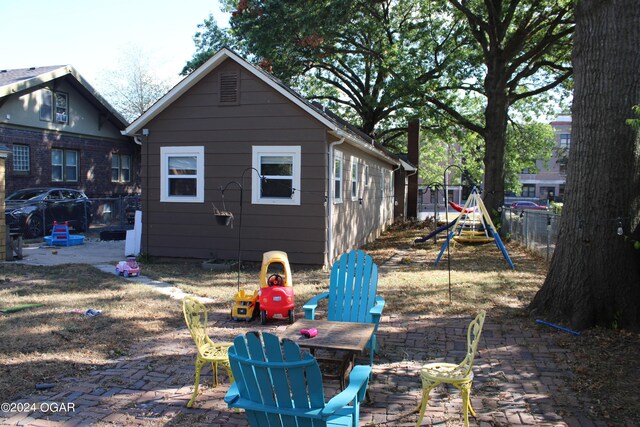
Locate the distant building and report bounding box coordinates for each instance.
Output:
[418,115,571,214]
[508,115,571,204]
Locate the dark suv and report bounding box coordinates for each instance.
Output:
[5,188,92,238]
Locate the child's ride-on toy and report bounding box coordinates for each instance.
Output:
[258,250,294,325]
[231,289,259,321]
[115,256,140,277]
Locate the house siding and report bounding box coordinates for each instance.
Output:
[330,142,394,261]
[141,59,328,265]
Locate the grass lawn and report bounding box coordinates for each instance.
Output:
[1,221,638,425]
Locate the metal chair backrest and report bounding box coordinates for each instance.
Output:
[327,250,379,323]
[459,311,486,376]
[183,296,209,353]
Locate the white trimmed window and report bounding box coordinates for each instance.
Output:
[51,148,78,182]
[252,146,301,205]
[381,170,385,200]
[160,146,204,203]
[111,154,131,183]
[12,144,30,173]
[364,164,370,187]
[351,157,358,201]
[55,92,68,124]
[334,150,343,204]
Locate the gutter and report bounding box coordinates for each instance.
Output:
[327,137,345,267]
[329,129,400,166]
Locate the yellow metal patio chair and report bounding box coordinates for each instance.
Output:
[416,311,486,427]
[182,296,234,408]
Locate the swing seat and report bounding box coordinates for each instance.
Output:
[453,235,494,244]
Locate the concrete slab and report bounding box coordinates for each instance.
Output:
[6,239,125,266]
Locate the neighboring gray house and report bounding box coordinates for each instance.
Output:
[0,65,140,198]
[515,115,571,203]
[123,48,408,266]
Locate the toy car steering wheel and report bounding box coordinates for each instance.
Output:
[267,273,284,287]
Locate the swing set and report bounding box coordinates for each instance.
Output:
[434,187,515,269]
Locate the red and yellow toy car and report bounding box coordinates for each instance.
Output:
[258,250,295,324]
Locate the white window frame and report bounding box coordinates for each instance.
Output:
[351,157,358,201]
[111,154,131,183]
[251,145,301,205]
[160,146,205,203]
[54,92,68,124]
[51,148,78,182]
[364,164,370,187]
[333,150,343,204]
[40,89,53,122]
[12,144,30,173]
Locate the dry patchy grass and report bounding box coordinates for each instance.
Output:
[0,264,182,401]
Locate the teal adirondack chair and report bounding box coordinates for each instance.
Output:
[224,331,371,427]
[303,250,384,366]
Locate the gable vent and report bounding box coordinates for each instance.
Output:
[219,72,239,104]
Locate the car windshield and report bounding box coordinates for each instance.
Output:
[6,189,48,201]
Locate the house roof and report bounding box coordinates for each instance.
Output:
[123,48,400,166]
[0,65,128,129]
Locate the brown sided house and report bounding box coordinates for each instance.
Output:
[123,48,408,266]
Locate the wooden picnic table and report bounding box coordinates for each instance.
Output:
[279,318,375,389]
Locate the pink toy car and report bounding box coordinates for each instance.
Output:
[115,257,140,277]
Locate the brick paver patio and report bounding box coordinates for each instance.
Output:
[1,258,605,426]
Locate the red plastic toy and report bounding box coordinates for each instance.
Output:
[258,251,295,325]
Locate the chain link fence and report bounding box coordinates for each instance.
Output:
[89,195,141,228]
[501,208,560,261]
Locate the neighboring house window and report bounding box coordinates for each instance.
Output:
[111,154,131,183]
[381,171,385,200]
[334,151,343,204]
[219,71,239,104]
[351,158,358,200]
[521,184,536,197]
[40,90,68,124]
[559,133,571,149]
[55,92,68,124]
[40,90,53,122]
[558,156,568,174]
[51,148,78,182]
[364,164,370,187]
[390,170,394,197]
[12,144,30,173]
[160,146,204,203]
[252,146,301,205]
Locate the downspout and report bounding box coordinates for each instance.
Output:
[327,137,345,267]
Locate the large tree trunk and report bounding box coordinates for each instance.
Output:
[482,66,509,215]
[529,0,640,331]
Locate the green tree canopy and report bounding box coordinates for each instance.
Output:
[184,0,573,211]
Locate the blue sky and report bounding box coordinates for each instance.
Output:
[1,0,229,85]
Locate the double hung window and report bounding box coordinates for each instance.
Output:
[111,154,131,183]
[351,158,358,200]
[252,146,301,205]
[160,146,204,202]
[51,148,78,182]
[333,151,343,203]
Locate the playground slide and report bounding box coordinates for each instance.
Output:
[448,201,476,213]
[415,219,457,243]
